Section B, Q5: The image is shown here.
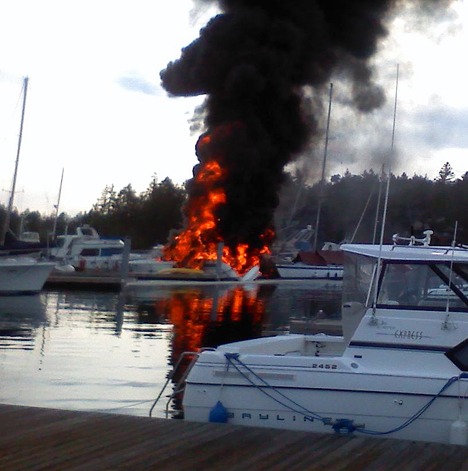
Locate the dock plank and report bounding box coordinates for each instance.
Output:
[1,404,468,470]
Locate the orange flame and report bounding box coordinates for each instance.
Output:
[164,125,273,275]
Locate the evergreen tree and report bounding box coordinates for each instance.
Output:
[436,162,455,183]
[2,168,468,249]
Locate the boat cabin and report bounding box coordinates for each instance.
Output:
[340,243,468,361]
[342,244,468,312]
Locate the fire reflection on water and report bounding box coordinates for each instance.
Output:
[151,285,271,350]
[143,283,275,415]
[141,281,341,416]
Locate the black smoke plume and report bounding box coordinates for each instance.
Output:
[161,0,454,261]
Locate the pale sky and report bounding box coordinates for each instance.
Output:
[0,0,467,216]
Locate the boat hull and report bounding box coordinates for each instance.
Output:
[185,384,461,444]
[276,263,343,280]
[0,259,55,294]
[177,242,468,446]
[183,348,467,444]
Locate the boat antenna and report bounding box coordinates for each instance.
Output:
[51,167,65,240]
[371,65,399,317]
[443,220,458,330]
[312,82,333,252]
[350,187,373,243]
[0,76,28,246]
[372,164,384,244]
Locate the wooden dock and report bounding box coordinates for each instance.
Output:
[45,271,343,294]
[45,270,123,291]
[0,404,467,470]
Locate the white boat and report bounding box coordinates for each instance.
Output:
[273,87,342,282]
[126,245,175,277]
[49,225,177,275]
[275,251,343,281]
[181,234,468,445]
[274,247,343,281]
[273,226,343,281]
[49,225,128,271]
[0,257,55,295]
[126,258,175,276]
[275,263,343,280]
[0,78,55,294]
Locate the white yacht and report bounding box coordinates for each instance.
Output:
[49,225,130,271]
[0,257,55,294]
[181,235,468,445]
[49,226,176,275]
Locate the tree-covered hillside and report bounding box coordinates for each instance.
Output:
[1,164,466,250]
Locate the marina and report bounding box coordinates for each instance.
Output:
[5,228,468,471]
[0,1,467,467]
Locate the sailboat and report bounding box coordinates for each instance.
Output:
[273,83,343,282]
[273,225,343,281]
[0,77,55,294]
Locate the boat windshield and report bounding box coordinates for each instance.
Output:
[377,262,468,310]
[342,253,375,306]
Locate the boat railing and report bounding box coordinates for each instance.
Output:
[149,347,215,418]
[392,229,433,246]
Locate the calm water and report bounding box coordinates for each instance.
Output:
[0,280,341,419]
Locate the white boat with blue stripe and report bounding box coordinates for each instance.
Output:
[181,231,468,445]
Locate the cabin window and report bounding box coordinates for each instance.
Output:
[101,248,123,256]
[342,253,375,305]
[80,248,100,257]
[377,262,468,310]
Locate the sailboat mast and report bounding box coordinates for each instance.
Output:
[371,64,400,314]
[373,66,400,244]
[0,76,29,245]
[51,168,64,240]
[312,82,333,251]
[378,64,399,248]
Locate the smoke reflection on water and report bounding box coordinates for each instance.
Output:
[0,282,341,418]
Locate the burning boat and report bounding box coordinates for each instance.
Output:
[158,0,402,280]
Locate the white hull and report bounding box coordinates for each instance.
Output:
[276,263,343,280]
[184,377,463,444]
[183,334,467,444]
[0,258,55,294]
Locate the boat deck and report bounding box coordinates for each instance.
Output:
[0,404,467,470]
